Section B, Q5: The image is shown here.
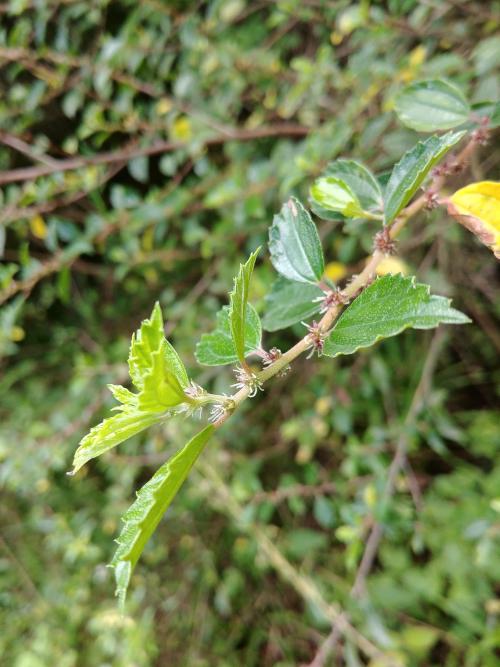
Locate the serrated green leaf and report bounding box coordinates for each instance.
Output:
[71,408,164,474]
[310,177,367,218]
[384,131,466,224]
[323,274,470,358]
[269,197,325,284]
[229,248,260,364]
[71,303,191,473]
[128,302,189,391]
[323,159,383,212]
[111,425,214,608]
[195,304,262,365]
[395,79,470,132]
[262,278,323,332]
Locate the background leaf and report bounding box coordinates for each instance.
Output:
[323,274,470,358]
[111,425,214,608]
[269,197,325,284]
[395,79,470,131]
[196,304,262,365]
[262,278,323,332]
[384,131,466,224]
[229,248,260,364]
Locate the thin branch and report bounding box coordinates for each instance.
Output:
[0,124,309,185]
[307,330,447,666]
[198,460,384,661]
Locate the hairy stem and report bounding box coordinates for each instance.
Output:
[214,135,476,427]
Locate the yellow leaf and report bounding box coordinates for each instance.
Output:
[408,45,426,68]
[156,97,172,115]
[10,325,25,342]
[448,181,500,259]
[324,261,348,282]
[363,484,377,508]
[170,116,192,142]
[30,214,47,239]
[376,256,409,276]
[330,31,343,45]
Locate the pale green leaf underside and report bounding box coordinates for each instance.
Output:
[323,274,470,358]
[229,248,260,364]
[395,79,470,132]
[195,304,262,365]
[71,303,190,473]
[111,425,215,608]
[384,131,466,224]
[323,159,383,212]
[269,197,325,284]
[71,407,164,474]
[262,278,323,332]
[128,302,189,391]
[310,177,366,218]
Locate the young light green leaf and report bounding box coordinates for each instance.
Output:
[71,303,191,473]
[128,302,189,391]
[395,79,470,132]
[323,159,383,212]
[195,304,262,365]
[111,425,214,608]
[323,274,470,358]
[384,131,466,224]
[71,406,164,474]
[262,278,323,332]
[310,177,367,218]
[229,248,260,365]
[269,197,325,284]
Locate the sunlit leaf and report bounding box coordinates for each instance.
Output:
[310,177,367,218]
[71,303,191,473]
[111,425,214,608]
[314,159,383,216]
[128,302,189,391]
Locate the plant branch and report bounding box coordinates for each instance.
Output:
[0,124,309,186]
[214,135,477,427]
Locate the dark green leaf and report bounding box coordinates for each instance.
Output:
[262,278,323,332]
[384,131,466,224]
[323,274,470,358]
[269,197,324,284]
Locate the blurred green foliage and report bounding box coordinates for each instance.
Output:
[0,1,499,665]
